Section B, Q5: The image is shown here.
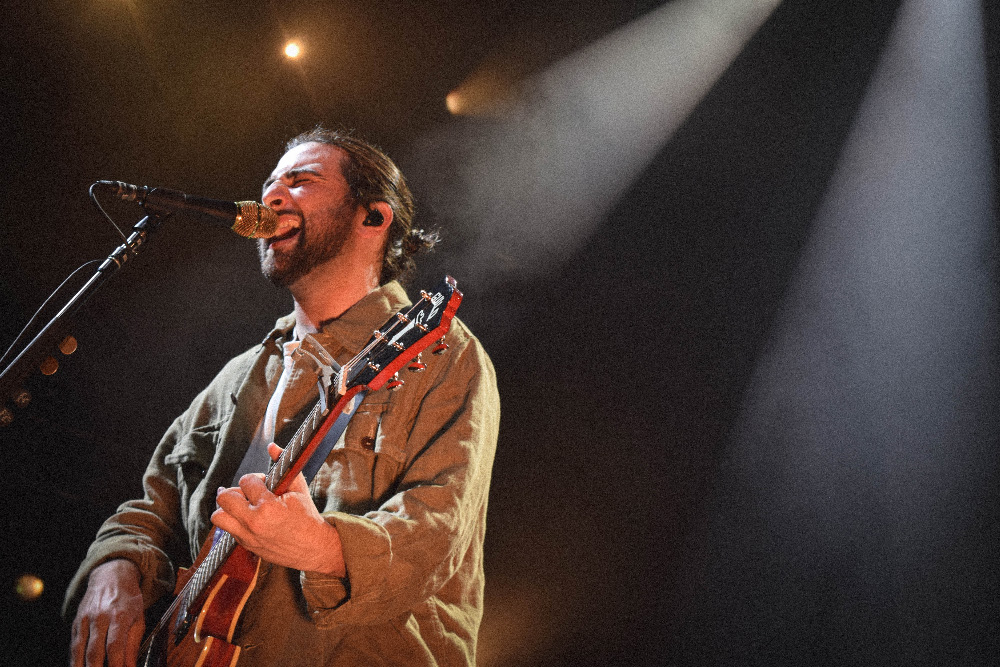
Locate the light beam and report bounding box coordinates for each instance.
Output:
[696,0,999,662]
[409,0,783,289]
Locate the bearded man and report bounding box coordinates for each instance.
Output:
[65,128,500,667]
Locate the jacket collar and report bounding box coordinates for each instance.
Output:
[263,281,412,364]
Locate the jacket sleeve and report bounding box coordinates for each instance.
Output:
[298,329,501,627]
[62,411,194,616]
[62,348,262,618]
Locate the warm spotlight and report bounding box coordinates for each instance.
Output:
[284,42,301,59]
[15,574,43,601]
[410,0,783,287]
[444,66,519,117]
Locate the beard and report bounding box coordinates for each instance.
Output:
[258,199,354,288]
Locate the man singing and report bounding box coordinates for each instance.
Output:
[65,128,501,666]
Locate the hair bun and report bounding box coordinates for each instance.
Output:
[402,228,440,255]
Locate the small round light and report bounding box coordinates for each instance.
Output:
[445,91,461,115]
[15,574,44,601]
[284,42,301,59]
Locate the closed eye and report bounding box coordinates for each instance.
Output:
[262,166,323,193]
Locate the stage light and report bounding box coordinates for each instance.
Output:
[408,0,782,287]
[444,66,519,117]
[284,42,301,59]
[15,574,43,601]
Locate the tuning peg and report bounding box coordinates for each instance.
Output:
[432,337,449,355]
[386,372,404,391]
[407,352,426,372]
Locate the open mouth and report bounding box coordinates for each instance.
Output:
[268,226,300,245]
[266,214,302,249]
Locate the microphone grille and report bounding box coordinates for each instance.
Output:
[232,202,279,238]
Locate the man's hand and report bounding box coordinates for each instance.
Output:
[70,558,144,667]
[212,442,346,576]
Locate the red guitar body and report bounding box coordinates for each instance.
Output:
[146,536,261,667]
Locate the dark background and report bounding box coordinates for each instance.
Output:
[1,1,998,665]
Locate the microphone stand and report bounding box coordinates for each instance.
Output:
[0,212,169,426]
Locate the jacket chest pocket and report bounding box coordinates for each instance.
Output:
[310,400,402,515]
[164,424,221,559]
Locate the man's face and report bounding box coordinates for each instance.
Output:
[258,142,359,287]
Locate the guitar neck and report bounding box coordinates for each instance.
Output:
[264,398,328,493]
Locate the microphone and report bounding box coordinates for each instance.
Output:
[94,180,279,239]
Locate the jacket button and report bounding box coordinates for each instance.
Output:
[360,436,376,451]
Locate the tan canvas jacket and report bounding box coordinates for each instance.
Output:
[64,281,501,665]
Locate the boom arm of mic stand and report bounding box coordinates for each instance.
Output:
[0,213,168,424]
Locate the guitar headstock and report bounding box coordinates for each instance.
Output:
[341,275,462,393]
